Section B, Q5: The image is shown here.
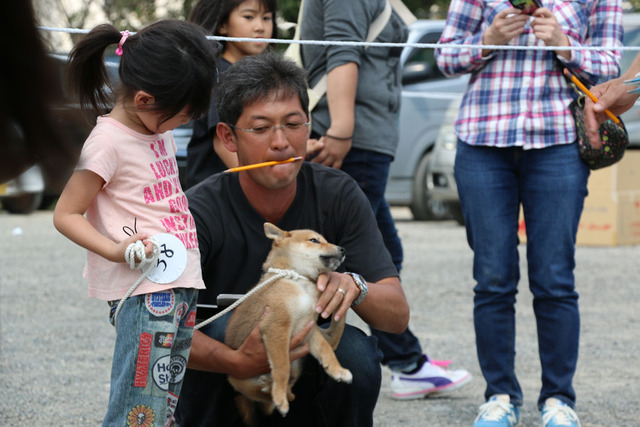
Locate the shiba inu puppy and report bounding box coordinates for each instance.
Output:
[224,222,353,425]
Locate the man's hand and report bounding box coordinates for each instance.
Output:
[315,272,359,321]
[584,78,639,149]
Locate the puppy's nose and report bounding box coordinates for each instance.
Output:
[338,246,346,256]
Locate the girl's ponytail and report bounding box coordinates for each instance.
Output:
[68,24,122,118]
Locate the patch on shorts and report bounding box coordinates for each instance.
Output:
[165,391,179,427]
[172,338,191,353]
[185,310,196,328]
[134,332,153,388]
[152,354,187,391]
[154,332,174,348]
[145,290,175,317]
[173,302,188,327]
[127,404,155,427]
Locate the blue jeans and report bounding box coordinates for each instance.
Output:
[175,312,383,426]
[104,288,198,426]
[454,141,589,409]
[341,147,423,371]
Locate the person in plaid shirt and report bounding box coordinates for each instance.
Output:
[435,2,623,426]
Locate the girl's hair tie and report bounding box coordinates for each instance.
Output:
[115,30,130,56]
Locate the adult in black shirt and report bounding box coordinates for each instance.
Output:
[175,52,409,426]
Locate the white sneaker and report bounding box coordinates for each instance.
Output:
[474,395,520,427]
[541,398,581,427]
[390,354,472,400]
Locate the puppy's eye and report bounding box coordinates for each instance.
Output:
[309,238,321,244]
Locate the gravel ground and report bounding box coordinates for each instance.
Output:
[1,209,639,426]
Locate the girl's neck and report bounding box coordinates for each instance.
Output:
[221,50,240,64]
[107,101,155,135]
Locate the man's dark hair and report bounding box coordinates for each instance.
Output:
[216,52,309,125]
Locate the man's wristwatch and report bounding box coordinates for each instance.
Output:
[345,272,368,307]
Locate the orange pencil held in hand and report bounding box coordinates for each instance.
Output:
[563,69,621,125]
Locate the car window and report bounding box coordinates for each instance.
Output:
[402,31,445,85]
[622,28,640,72]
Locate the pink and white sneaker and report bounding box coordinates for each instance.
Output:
[390,354,472,400]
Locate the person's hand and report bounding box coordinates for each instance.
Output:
[315,272,359,321]
[232,307,313,379]
[584,78,639,149]
[483,9,529,47]
[306,137,324,160]
[531,8,570,58]
[309,135,351,169]
[116,233,152,264]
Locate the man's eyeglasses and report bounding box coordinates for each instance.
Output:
[229,122,311,139]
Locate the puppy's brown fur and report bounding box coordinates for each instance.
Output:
[224,223,353,425]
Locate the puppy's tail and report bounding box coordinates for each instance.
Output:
[236,395,258,426]
[236,395,278,425]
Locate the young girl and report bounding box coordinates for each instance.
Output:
[53,20,218,426]
[185,0,278,188]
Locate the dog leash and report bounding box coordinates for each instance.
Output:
[112,238,161,330]
[194,268,307,330]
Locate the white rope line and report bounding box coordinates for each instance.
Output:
[194,267,309,330]
[37,26,640,52]
[112,238,161,330]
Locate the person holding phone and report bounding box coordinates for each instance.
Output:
[435,1,623,426]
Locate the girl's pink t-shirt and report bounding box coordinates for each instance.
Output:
[77,116,205,301]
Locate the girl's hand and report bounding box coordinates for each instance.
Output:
[483,9,530,47]
[116,232,152,264]
[531,8,570,58]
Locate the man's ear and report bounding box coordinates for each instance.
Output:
[133,91,155,110]
[216,122,238,153]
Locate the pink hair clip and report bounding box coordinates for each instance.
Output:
[115,30,130,56]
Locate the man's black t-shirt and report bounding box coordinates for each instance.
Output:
[186,162,398,305]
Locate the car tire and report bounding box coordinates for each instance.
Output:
[2,192,44,214]
[410,152,450,221]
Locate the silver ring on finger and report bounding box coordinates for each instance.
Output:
[337,288,346,295]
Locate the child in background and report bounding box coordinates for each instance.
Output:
[185,0,277,188]
[53,20,218,426]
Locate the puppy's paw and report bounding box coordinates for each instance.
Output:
[258,374,272,393]
[328,367,352,383]
[274,395,289,417]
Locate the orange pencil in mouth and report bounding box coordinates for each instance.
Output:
[223,156,304,173]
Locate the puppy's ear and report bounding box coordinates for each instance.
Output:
[264,222,287,242]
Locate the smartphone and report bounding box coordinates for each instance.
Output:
[508,0,542,15]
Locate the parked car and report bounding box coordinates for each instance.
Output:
[423,13,640,226]
[384,20,468,220]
